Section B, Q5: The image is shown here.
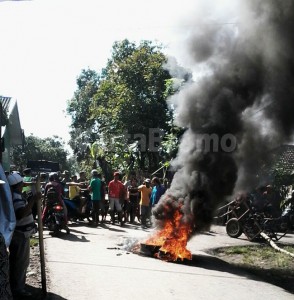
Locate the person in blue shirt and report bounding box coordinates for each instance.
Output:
[148,177,166,226]
[0,164,16,300]
[150,177,166,207]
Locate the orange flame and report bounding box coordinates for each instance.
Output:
[145,208,192,261]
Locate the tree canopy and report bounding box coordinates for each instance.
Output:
[67,39,190,180]
[11,135,70,172]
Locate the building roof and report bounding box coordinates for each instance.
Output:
[271,144,294,174]
[0,96,23,145]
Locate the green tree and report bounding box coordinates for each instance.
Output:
[11,135,70,172]
[89,39,173,173]
[67,68,101,155]
[67,39,191,178]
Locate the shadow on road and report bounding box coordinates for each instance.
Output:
[183,254,294,294]
[44,231,90,242]
[45,292,69,300]
[13,285,68,300]
[202,229,253,243]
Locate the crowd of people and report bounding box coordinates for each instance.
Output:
[0,165,168,299]
[38,169,168,228]
[110,172,167,228]
[0,166,42,299]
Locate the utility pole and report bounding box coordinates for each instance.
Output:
[35,175,47,296]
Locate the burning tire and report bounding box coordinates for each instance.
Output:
[226,218,243,238]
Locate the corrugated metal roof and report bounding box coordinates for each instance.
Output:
[271,144,294,174]
[0,96,23,145]
[0,96,11,112]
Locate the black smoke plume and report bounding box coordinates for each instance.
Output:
[153,0,294,234]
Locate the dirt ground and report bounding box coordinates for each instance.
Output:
[27,243,44,289]
[23,242,48,300]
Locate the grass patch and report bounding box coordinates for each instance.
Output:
[30,237,39,248]
[210,244,294,293]
[213,244,294,271]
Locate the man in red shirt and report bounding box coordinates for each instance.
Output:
[108,172,125,225]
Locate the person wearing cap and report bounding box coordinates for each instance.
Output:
[138,179,152,228]
[108,172,125,225]
[7,172,41,298]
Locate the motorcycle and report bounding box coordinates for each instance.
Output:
[43,193,70,236]
[225,194,294,241]
[63,194,92,222]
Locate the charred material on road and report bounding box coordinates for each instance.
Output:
[138,242,191,263]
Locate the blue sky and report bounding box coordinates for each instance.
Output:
[0,0,236,147]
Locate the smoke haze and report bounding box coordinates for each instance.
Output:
[153,0,294,233]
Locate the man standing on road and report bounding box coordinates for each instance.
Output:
[138,179,152,228]
[108,172,125,225]
[88,170,104,226]
[150,177,166,207]
[77,171,91,213]
[97,173,108,222]
[127,178,140,224]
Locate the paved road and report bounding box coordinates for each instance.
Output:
[43,221,294,300]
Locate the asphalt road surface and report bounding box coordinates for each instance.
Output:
[43,221,294,300]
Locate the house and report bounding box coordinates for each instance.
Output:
[271,144,294,175]
[0,96,24,171]
[249,143,294,201]
[267,144,294,188]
